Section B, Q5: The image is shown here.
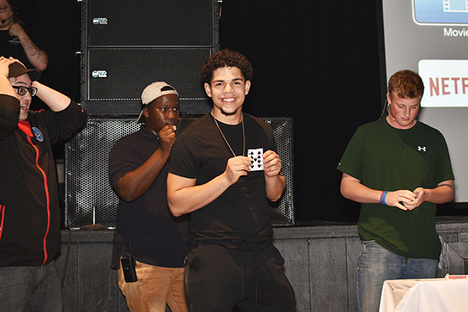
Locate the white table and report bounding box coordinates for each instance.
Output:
[379,278,468,311]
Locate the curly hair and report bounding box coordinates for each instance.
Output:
[388,70,424,99]
[200,49,254,84]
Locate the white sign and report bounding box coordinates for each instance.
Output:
[418,59,468,107]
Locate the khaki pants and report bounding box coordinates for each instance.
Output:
[118,260,188,312]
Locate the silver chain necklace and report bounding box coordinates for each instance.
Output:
[213,117,245,157]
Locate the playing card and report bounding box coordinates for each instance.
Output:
[248,148,263,171]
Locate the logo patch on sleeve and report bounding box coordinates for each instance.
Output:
[32,127,44,142]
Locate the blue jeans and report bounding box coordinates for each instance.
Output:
[356,241,438,312]
[0,260,62,312]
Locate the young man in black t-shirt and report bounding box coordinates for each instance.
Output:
[167,49,296,312]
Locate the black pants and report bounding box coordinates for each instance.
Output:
[184,243,296,312]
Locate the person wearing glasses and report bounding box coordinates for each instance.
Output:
[0,0,48,71]
[0,57,87,311]
[108,81,189,312]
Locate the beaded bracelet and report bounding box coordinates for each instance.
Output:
[380,191,388,205]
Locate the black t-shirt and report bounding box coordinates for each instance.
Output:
[109,126,190,268]
[169,113,277,251]
[0,26,45,70]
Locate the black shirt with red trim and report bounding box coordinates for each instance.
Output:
[0,94,87,266]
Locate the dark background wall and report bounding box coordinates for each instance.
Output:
[13,0,385,223]
[218,1,383,223]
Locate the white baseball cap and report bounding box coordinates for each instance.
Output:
[137,81,179,123]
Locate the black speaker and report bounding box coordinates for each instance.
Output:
[80,0,220,116]
[86,0,214,46]
[64,117,295,229]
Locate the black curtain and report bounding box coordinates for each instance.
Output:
[218,1,382,222]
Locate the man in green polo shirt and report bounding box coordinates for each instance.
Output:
[337,70,455,312]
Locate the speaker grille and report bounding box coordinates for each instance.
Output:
[86,0,213,46]
[86,48,212,102]
[265,118,295,226]
[65,117,295,229]
[81,0,220,115]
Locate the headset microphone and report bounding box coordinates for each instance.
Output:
[1,14,14,24]
[387,103,396,121]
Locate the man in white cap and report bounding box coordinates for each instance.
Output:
[109,81,189,312]
[0,56,87,311]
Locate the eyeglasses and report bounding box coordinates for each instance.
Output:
[0,6,10,13]
[12,86,38,97]
[155,107,180,114]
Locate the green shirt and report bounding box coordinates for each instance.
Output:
[337,119,454,260]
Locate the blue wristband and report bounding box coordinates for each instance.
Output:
[380,191,388,205]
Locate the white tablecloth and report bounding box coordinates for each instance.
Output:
[379,278,468,312]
